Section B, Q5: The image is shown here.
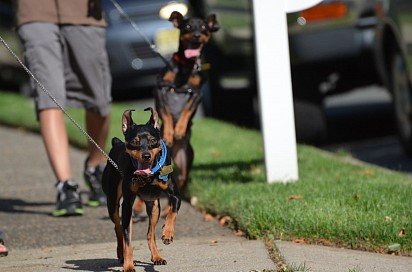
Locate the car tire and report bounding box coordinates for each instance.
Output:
[294,100,327,144]
[391,51,412,155]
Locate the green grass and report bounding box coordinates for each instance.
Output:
[282,263,311,272]
[0,91,411,254]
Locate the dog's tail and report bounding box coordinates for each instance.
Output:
[111,137,123,147]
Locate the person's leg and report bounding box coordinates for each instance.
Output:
[39,109,72,181]
[61,25,112,206]
[85,110,110,167]
[18,23,72,182]
[82,110,110,207]
[39,109,83,217]
[18,23,83,216]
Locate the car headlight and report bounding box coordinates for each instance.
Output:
[159,1,188,20]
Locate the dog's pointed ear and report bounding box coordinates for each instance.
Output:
[144,107,160,130]
[122,109,134,134]
[207,14,220,32]
[169,11,184,28]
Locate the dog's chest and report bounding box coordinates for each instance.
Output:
[136,183,164,201]
[163,91,192,118]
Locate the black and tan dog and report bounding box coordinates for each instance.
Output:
[102,108,181,271]
[154,11,219,192]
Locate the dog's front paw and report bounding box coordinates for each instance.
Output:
[123,265,135,272]
[163,127,174,146]
[163,71,176,83]
[161,226,174,245]
[152,256,167,265]
[174,123,186,140]
[161,235,174,245]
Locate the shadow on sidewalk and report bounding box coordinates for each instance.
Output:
[0,198,53,215]
[64,258,159,272]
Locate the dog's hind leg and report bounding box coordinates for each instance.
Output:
[108,199,123,263]
[122,193,136,272]
[146,199,167,265]
[172,142,194,193]
[113,184,123,263]
[102,167,124,263]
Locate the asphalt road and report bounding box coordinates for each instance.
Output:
[321,86,412,174]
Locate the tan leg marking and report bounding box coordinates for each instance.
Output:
[161,112,174,146]
[147,200,167,265]
[163,71,176,83]
[162,206,177,245]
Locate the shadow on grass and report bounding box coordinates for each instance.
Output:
[64,258,158,272]
[192,159,264,183]
[0,198,53,215]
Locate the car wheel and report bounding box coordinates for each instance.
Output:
[391,52,412,155]
[294,100,327,144]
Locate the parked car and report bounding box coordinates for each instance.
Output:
[0,0,26,90]
[196,0,412,153]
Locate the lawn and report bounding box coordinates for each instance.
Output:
[0,91,411,255]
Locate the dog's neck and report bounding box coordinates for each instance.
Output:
[173,47,200,68]
[170,46,202,87]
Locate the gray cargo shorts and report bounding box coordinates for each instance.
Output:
[18,22,112,118]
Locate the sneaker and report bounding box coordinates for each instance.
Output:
[52,180,84,217]
[84,159,107,207]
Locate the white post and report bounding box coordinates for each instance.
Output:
[252,0,299,183]
[252,0,323,183]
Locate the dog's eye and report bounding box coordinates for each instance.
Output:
[130,139,139,146]
[150,138,158,146]
[185,25,191,30]
[201,25,207,30]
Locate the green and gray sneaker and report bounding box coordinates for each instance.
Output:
[52,180,84,217]
[84,160,107,207]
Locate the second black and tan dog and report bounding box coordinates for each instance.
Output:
[154,11,219,193]
[102,108,181,272]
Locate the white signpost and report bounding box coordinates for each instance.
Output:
[252,0,323,183]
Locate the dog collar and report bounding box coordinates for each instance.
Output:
[150,140,167,175]
[172,53,196,67]
[130,140,171,182]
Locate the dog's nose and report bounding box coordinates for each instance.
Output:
[142,153,151,161]
[193,32,201,39]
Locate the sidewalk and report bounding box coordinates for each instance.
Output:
[277,241,412,272]
[0,126,274,271]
